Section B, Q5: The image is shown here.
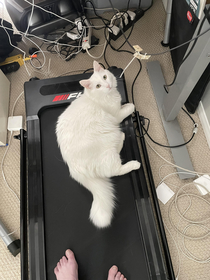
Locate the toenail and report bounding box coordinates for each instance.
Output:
[66,249,74,257]
[112,265,118,271]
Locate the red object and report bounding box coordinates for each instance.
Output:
[187,11,193,23]
[52,94,70,102]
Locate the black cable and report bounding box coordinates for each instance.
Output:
[181,107,196,124]
[143,0,153,12]
[134,116,150,138]
[104,17,135,52]
[103,31,110,68]
[139,107,197,148]
[140,25,210,58]
[164,6,210,92]
[138,0,142,10]
[85,0,113,30]
[83,62,106,73]
[108,0,135,51]
[103,25,135,67]
[126,0,131,11]
[143,125,195,148]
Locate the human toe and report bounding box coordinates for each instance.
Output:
[108,265,118,279]
[54,266,59,275]
[61,256,67,265]
[115,272,122,279]
[65,249,75,260]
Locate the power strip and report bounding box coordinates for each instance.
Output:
[81,35,99,53]
[81,17,92,50]
[109,9,144,41]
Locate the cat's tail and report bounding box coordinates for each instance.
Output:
[82,177,116,228]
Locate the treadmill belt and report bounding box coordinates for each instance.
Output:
[40,105,149,280]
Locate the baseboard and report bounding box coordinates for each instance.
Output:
[162,0,167,10]
[197,101,210,150]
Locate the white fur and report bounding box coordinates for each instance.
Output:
[56,61,140,228]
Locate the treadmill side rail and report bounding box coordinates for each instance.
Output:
[27,118,47,280]
[123,118,169,280]
[20,129,29,280]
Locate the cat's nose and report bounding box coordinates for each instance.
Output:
[106,84,111,89]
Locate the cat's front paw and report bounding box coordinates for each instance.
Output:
[122,103,135,115]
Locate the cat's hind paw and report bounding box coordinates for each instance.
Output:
[132,160,141,170]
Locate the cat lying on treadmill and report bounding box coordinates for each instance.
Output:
[56,61,140,228]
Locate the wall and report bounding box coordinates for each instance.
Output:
[198,84,210,150]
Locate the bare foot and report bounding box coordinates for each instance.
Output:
[54,249,78,280]
[54,249,127,280]
[108,265,127,280]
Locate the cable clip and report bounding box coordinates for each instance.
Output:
[133,45,151,60]
[193,123,198,134]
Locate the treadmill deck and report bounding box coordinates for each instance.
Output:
[24,68,170,280]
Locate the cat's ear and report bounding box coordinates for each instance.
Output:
[93,61,103,72]
[79,79,91,89]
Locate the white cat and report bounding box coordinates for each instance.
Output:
[56,61,140,228]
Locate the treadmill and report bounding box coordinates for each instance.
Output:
[20,67,175,280]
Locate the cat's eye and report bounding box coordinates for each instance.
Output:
[96,84,101,88]
[103,75,107,80]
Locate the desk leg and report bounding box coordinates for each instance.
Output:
[147,61,194,179]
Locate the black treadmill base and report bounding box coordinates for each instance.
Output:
[23,68,172,280]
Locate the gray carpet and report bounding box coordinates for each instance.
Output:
[1,0,210,279]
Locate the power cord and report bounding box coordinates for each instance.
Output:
[136,107,198,149]
[157,169,210,279]
[164,6,210,92]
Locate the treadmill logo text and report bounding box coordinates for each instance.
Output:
[52,92,82,102]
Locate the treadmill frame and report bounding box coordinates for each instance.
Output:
[21,69,175,280]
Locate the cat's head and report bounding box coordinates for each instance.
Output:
[79,61,117,95]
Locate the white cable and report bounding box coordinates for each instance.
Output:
[158,171,199,187]
[1,91,24,202]
[24,33,46,69]
[0,24,83,48]
[85,29,109,59]
[0,19,31,76]
[159,171,210,271]
[1,131,20,202]
[145,138,210,176]
[181,224,210,263]
[168,186,210,240]
[24,0,34,36]
[23,0,75,25]
[119,56,136,78]
[174,185,210,225]
[0,91,24,238]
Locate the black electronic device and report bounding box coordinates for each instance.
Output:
[0,218,20,257]
[20,68,175,280]
[4,0,86,35]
